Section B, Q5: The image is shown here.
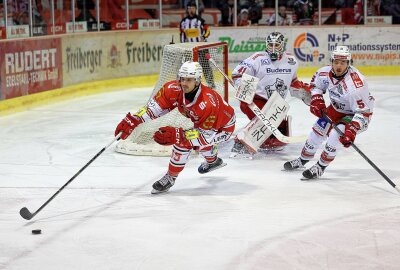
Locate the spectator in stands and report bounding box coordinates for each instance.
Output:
[238,8,250,26]
[367,0,381,16]
[217,0,234,26]
[9,0,44,26]
[381,0,400,24]
[268,4,293,25]
[353,0,364,24]
[293,0,315,25]
[247,0,262,25]
[76,0,96,22]
[180,1,215,88]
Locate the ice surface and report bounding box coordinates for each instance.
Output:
[0,77,399,270]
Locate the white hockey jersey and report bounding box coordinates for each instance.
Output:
[310,65,374,131]
[231,51,299,100]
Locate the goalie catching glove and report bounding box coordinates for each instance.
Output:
[115,113,143,140]
[339,121,360,148]
[153,126,190,146]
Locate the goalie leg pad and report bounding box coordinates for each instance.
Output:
[237,97,288,153]
[260,116,292,150]
[239,96,267,120]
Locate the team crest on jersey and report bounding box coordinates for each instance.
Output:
[287,57,296,65]
[261,59,270,65]
[350,72,364,88]
[239,61,252,68]
[264,78,287,98]
[319,72,328,76]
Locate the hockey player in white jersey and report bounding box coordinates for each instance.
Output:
[231,31,311,155]
[283,45,375,179]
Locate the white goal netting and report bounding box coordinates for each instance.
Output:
[115,42,228,156]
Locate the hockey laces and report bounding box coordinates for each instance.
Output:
[309,164,324,177]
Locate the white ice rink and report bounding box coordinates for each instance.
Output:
[1,77,400,270]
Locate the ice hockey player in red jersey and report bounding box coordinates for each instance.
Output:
[115,61,235,193]
[283,45,375,179]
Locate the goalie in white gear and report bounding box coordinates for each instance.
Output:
[283,45,375,179]
[231,31,311,156]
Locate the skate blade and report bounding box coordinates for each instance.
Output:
[300,177,318,181]
[229,152,253,160]
[151,188,170,195]
[199,162,227,174]
[281,166,306,172]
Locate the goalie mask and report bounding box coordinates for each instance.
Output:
[266,32,286,61]
[178,61,203,84]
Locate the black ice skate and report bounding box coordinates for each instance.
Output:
[302,162,326,180]
[283,157,308,171]
[230,140,252,158]
[151,174,176,194]
[198,158,227,174]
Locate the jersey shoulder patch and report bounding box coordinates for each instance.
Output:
[350,72,364,88]
[251,53,265,60]
[319,72,329,76]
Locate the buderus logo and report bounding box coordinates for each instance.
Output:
[294,33,325,62]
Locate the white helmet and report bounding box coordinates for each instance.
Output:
[331,45,352,62]
[178,61,203,83]
[266,32,286,61]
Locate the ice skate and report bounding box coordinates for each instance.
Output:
[301,163,326,180]
[151,174,176,194]
[198,158,226,174]
[283,157,308,171]
[230,140,252,158]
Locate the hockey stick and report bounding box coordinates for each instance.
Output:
[323,113,400,193]
[205,53,306,144]
[19,134,121,220]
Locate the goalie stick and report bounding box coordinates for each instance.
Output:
[323,113,400,193]
[205,53,306,144]
[19,134,121,220]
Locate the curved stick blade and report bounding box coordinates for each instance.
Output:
[20,207,33,220]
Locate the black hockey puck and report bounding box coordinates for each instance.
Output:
[31,229,41,235]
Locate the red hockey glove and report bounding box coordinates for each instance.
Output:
[310,94,327,118]
[339,121,360,148]
[153,126,188,146]
[291,80,312,93]
[115,113,143,140]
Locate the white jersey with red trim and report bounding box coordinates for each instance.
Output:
[310,65,375,130]
[231,51,299,100]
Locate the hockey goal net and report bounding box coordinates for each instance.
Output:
[115,42,228,156]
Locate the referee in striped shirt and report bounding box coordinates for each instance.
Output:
[179,1,215,88]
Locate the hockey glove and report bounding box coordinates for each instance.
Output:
[310,94,327,118]
[339,121,360,148]
[153,126,188,146]
[115,113,143,140]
